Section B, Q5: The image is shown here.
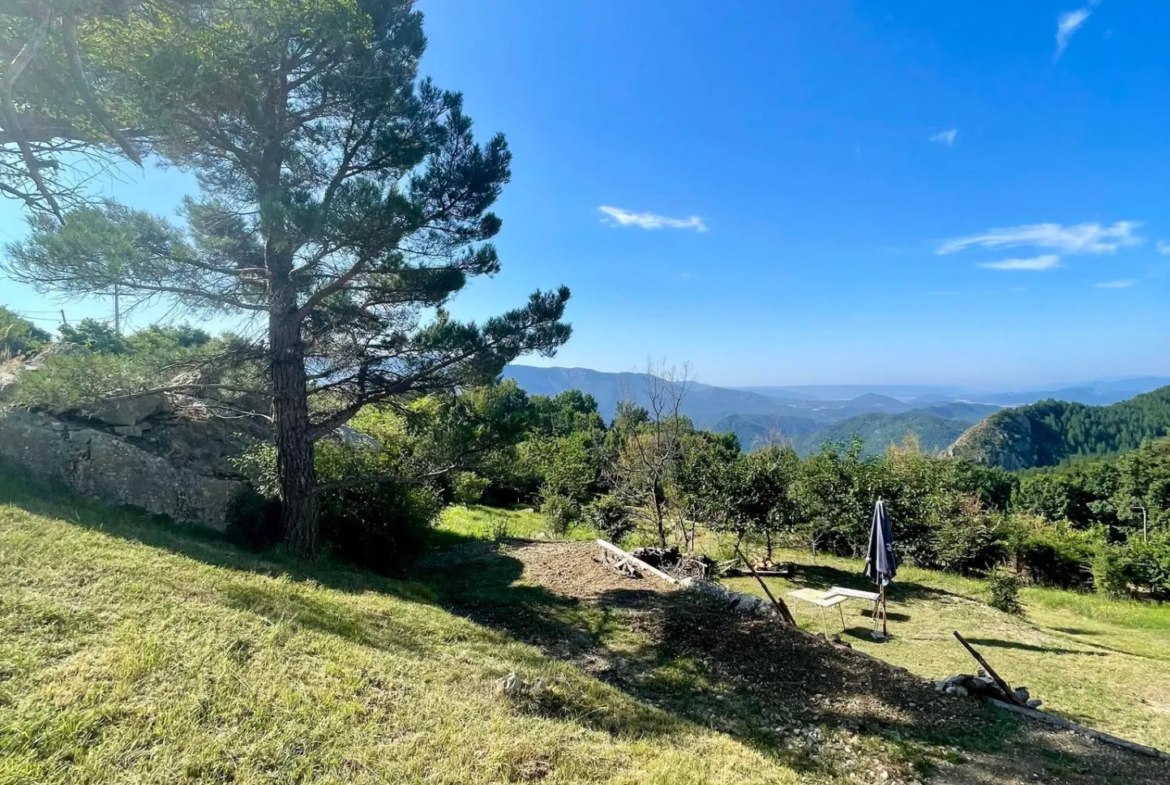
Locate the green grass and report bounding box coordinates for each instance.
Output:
[435,504,598,543]
[3,472,1168,784]
[724,547,1170,751]
[0,473,806,785]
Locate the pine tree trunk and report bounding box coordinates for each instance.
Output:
[269,271,319,559]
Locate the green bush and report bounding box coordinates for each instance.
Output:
[1009,517,1099,589]
[225,486,282,551]
[987,568,1023,615]
[319,480,442,575]
[1092,547,1131,599]
[234,440,443,575]
[1127,534,1170,597]
[58,319,126,354]
[451,471,490,507]
[586,493,634,545]
[932,498,1009,575]
[540,492,580,535]
[0,306,50,358]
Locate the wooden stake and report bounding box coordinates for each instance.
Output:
[953,631,1027,707]
[735,545,797,626]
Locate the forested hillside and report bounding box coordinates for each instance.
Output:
[947,386,1170,469]
[790,411,970,458]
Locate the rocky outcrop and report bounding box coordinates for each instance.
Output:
[0,408,244,530]
[943,409,1038,470]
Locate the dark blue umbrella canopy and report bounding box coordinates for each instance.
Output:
[864,499,897,586]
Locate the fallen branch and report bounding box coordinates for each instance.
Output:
[735,545,797,626]
[595,539,677,585]
[953,631,1027,707]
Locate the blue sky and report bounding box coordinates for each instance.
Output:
[2,0,1167,387]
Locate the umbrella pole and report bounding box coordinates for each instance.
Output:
[880,585,888,637]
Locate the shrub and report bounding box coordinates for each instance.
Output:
[586,493,635,545]
[1092,547,1131,599]
[0,306,50,358]
[1008,517,1099,589]
[58,319,126,354]
[452,471,490,507]
[540,492,580,535]
[234,440,443,575]
[1127,534,1170,597]
[225,486,282,551]
[987,568,1023,615]
[319,480,442,575]
[932,497,1009,575]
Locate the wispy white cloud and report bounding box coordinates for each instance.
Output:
[598,206,708,232]
[1095,279,1135,289]
[978,255,1062,271]
[1055,5,1095,60]
[930,129,958,147]
[1157,240,1170,256]
[938,221,1140,255]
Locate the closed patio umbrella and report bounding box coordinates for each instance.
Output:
[864,499,897,638]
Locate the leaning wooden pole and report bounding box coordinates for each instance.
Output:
[953,631,1028,707]
[735,545,797,626]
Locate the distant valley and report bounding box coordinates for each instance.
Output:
[504,365,1170,458]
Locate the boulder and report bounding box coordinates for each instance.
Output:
[333,424,380,451]
[0,408,242,530]
[0,369,17,402]
[92,393,172,427]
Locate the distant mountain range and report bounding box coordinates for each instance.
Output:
[503,365,1168,457]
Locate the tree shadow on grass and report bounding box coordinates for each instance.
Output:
[963,638,1109,657]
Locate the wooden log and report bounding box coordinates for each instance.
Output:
[953,631,1027,707]
[985,698,1170,762]
[595,540,678,584]
[735,545,797,626]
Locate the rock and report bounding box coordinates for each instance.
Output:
[0,408,242,530]
[753,600,776,617]
[21,342,85,371]
[112,424,149,438]
[1013,687,1030,702]
[496,672,526,698]
[735,595,762,614]
[0,369,17,402]
[92,393,172,427]
[1026,698,1043,708]
[333,424,380,451]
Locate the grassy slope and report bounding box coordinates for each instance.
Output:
[0,474,801,785]
[726,550,1170,750]
[435,504,598,544]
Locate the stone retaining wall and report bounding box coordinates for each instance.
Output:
[0,408,242,530]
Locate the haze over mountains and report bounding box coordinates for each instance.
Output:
[503,365,1170,457]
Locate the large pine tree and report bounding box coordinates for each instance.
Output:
[3,0,571,557]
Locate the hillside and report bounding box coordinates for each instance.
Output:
[504,365,999,429]
[946,385,1170,469]
[503,366,793,429]
[710,413,820,450]
[791,411,970,458]
[2,470,1169,784]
